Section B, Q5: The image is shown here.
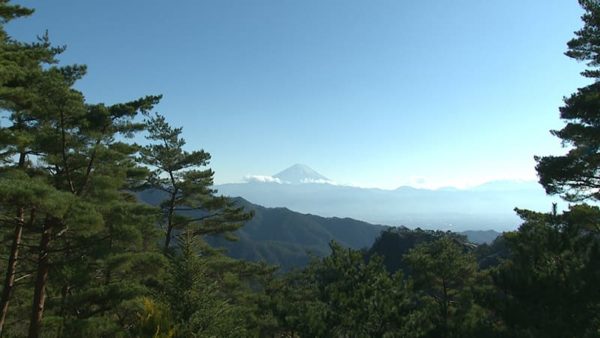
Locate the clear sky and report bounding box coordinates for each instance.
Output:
[7,0,589,189]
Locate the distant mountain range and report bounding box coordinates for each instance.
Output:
[136,191,500,270]
[217,164,565,232]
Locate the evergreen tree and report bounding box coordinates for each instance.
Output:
[492,206,600,337]
[536,0,600,201]
[139,113,251,253]
[139,114,280,337]
[18,62,161,336]
[367,227,466,275]
[162,231,247,337]
[511,1,600,335]
[272,242,418,338]
[404,237,486,338]
[1,20,163,334]
[0,2,67,333]
[1,2,264,337]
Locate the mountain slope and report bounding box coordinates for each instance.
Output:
[135,190,386,269]
[137,190,500,270]
[208,199,500,269]
[207,198,387,269]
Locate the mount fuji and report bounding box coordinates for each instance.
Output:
[273,164,331,184]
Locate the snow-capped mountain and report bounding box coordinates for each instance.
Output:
[273,164,331,184]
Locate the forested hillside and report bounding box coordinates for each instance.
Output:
[1,0,600,337]
[138,190,387,269]
[206,198,386,269]
[139,190,499,270]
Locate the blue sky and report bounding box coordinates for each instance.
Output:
[7,0,589,189]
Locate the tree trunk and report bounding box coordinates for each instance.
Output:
[164,221,174,251]
[163,189,178,252]
[55,284,70,338]
[0,208,24,335]
[28,220,52,338]
[162,170,180,252]
[0,152,28,335]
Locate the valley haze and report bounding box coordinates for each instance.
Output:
[216,164,564,232]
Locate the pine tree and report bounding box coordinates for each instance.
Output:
[272,242,417,338]
[162,231,248,337]
[0,1,69,333]
[139,113,251,253]
[1,33,163,335]
[493,206,600,337]
[535,0,600,201]
[12,58,161,335]
[139,114,283,337]
[404,237,482,338]
[502,2,600,336]
[2,2,264,337]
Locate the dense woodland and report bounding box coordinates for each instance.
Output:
[1,0,600,337]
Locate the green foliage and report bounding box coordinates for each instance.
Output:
[0,2,166,335]
[0,0,32,24]
[492,205,600,337]
[268,241,420,338]
[199,197,386,271]
[404,237,494,338]
[140,113,251,252]
[509,2,600,336]
[519,2,600,335]
[160,232,247,337]
[474,235,509,269]
[535,0,600,202]
[136,114,275,336]
[367,227,466,274]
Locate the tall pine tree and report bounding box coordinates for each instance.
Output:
[139,113,251,253]
[502,2,600,335]
[0,1,68,333]
[536,0,600,201]
[404,237,483,338]
[1,18,164,334]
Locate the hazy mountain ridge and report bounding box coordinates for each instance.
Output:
[217,165,562,232]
